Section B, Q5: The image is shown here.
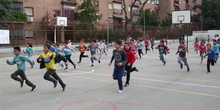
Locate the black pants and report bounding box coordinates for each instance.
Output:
[65,55,75,65]
[44,69,65,86]
[207,59,215,72]
[145,46,150,54]
[11,70,34,87]
[79,52,88,62]
[151,44,154,50]
[138,49,143,58]
[125,64,133,84]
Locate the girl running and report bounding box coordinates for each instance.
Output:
[193,38,199,54]
[198,40,206,63]
[87,40,101,67]
[155,40,170,65]
[23,42,34,58]
[137,39,144,59]
[176,41,190,72]
[62,42,76,69]
[150,38,155,51]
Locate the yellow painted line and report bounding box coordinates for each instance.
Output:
[63,74,220,98]
[133,73,220,84]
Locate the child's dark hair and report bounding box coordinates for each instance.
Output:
[64,41,68,44]
[115,40,122,45]
[54,43,59,47]
[213,40,217,42]
[14,47,21,51]
[124,42,130,46]
[46,41,52,45]
[91,40,96,43]
[26,42,33,48]
[130,39,135,42]
[44,44,51,49]
[160,40,164,44]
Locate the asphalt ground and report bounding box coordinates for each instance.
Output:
[0,42,220,110]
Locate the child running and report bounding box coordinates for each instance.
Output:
[212,40,220,62]
[198,40,206,63]
[38,44,66,91]
[204,43,216,73]
[155,40,170,65]
[150,38,155,51]
[78,39,89,63]
[87,40,101,67]
[144,38,150,54]
[123,42,136,87]
[108,40,127,93]
[62,42,76,69]
[176,41,190,72]
[130,39,138,58]
[6,47,36,91]
[23,42,34,58]
[193,38,199,54]
[137,39,144,59]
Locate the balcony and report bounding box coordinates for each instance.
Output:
[113,9,123,15]
[61,0,77,6]
[113,0,122,3]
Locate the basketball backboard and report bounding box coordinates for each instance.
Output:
[172,10,191,24]
[56,17,67,26]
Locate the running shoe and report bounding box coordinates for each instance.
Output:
[20,80,25,88]
[62,84,66,91]
[53,80,58,88]
[31,85,37,91]
[118,89,124,93]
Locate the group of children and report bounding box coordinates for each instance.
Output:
[193,38,220,73]
[5,36,220,93]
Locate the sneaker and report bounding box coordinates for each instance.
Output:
[124,83,129,87]
[133,67,138,72]
[78,62,81,64]
[200,61,202,64]
[91,64,94,67]
[53,80,58,88]
[98,60,100,63]
[62,84,66,91]
[163,61,166,65]
[187,68,190,72]
[31,85,37,91]
[20,80,25,88]
[180,64,183,69]
[118,89,124,93]
[73,64,76,69]
[64,66,68,70]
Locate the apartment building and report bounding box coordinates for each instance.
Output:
[159,0,202,20]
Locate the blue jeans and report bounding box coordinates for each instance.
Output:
[113,66,125,90]
[159,53,166,63]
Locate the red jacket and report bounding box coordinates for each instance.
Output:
[124,49,136,64]
[198,44,206,52]
[144,40,150,46]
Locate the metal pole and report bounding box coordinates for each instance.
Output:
[186,24,189,49]
[143,7,146,39]
[106,0,110,46]
[200,16,203,40]
[54,25,57,43]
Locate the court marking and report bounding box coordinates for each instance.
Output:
[62,74,220,98]
[59,100,213,110]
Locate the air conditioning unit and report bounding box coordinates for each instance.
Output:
[27,17,34,22]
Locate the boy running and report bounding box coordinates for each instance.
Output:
[78,39,89,63]
[123,42,136,87]
[6,47,36,91]
[62,42,76,69]
[212,40,220,62]
[108,40,127,93]
[150,38,155,51]
[38,44,66,91]
[176,41,190,72]
[137,39,144,58]
[155,40,170,65]
[193,38,199,54]
[144,38,150,54]
[87,40,101,67]
[204,43,216,73]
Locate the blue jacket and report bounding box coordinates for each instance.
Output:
[205,49,216,60]
[212,44,220,54]
[7,54,34,72]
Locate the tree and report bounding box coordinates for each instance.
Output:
[0,0,11,20]
[76,0,102,23]
[122,0,149,36]
[139,9,160,26]
[196,0,220,30]
[160,13,172,27]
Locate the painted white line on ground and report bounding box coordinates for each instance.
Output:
[88,72,220,89]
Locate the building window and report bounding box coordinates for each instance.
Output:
[11,2,23,13]
[113,3,122,14]
[54,10,61,17]
[108,18,113,24]
[11,26,24,39]
[63,8,75,18]
[25,7,33,16]
[25,31,34,39]
[108,3,112,9]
